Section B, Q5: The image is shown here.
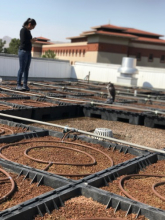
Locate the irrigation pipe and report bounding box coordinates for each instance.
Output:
[119,174,165,202]
[0,139,113,177]
[152,181,165,201]
[0,112,164,155]
[1,87,165,115]
[0,168,15,203]
[0,127,14,135]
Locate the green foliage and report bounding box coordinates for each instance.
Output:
[6,38,20,55]
[42,50,56,59]
[0,39,6,53]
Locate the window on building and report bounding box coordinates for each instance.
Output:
[148,54,153,62]
[75,50,78,56]
[83,50,85,57]
[160,55,165,63]
[136,53,141,61]
[66,50,68,56]
[79,50,81,57]
[72,50,74,56]
[69,50,71,56]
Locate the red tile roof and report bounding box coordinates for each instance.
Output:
[91,24,127,31]
[133,37,165,44]
[66,35,86,39]
[36,36,50,41]
[123,28,163,37]
[34,41,53,45]
[94,30,137,39]
[68,30,137,40]
[67,24,165,44]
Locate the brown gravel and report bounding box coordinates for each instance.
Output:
[30,117,165,150]
[5,99,58,107]
[101,160,165,211]
[0,123,28,136]
[0,93,8,98]
[0,104,14,110]
[0,136,135,180]
[34,196,147,220]
[0,167,53,211]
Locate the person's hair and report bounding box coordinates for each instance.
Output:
[23,18,37,27]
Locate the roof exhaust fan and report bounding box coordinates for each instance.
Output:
[117,57,138,86]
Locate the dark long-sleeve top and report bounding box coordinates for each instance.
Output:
[19,27,32,51]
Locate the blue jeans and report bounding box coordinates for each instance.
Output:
[17,49,31,86]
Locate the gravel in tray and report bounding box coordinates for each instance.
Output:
[0,136,135,180]
[34,195,147,220]
[30,117,165,150]
[0,167,53,211]
[101,160,165,211]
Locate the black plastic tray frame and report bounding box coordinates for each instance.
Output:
[1,181,165,220]
[0,118,48,143]
[56,88,95,97]
[0,159,74,220]
[0,100,32,109]
[0,91,30,100]
[0,99,83,121]
[30,96,74,106]
[0,119,163,219]
[83,105,144,125]
[30,105,82,120]
[50,129,147,155]
[144,113,165,128]
[78,152,153,187]
[0,158,73,190]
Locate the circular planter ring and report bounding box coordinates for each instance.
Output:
[24,145,96,166]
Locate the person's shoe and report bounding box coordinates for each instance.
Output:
[16,85,23,91]
[22,85,30,91]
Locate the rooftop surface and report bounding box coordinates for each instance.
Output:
[0,79,164,219]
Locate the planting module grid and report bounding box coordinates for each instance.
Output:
[0,80,164,220]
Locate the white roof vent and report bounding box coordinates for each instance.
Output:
[117,57,138,86]
[94,128,113,139]
[118,57,138,76]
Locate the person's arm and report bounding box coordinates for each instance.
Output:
[31,37,37,43]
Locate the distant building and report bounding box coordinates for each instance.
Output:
[32,37,53,57]
[32,24,165,68]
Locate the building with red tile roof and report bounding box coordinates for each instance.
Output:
[32,24,165,67]
[32,37,53,57]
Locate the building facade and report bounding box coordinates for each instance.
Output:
[32,24,165,68]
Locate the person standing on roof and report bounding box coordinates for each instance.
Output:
[16,18,37,91]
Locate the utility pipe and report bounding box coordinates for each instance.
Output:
[29,82,165,104]
[1,87,165,115]
[0,112,165,154]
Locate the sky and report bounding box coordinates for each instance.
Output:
[1,0,165,42]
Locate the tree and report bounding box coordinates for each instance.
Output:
[42,50,56,59]
[0,39,6,53]
[7,38,20,55]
